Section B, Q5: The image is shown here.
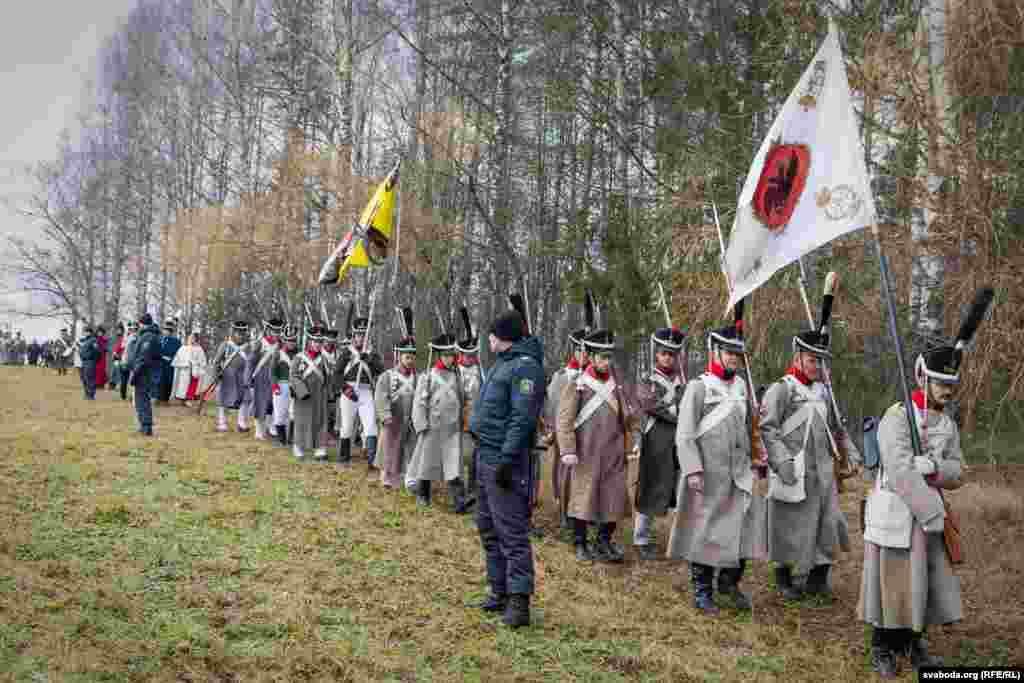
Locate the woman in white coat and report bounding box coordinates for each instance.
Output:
[172,333,208,403]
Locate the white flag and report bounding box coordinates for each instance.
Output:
[724,22,876,311]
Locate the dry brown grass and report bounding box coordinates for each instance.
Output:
[1,367,1022,682]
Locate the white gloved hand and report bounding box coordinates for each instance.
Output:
[561,453,579,466]
[913,456,936,476]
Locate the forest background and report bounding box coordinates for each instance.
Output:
[2,0,1022,460]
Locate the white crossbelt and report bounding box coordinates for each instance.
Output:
[301,358,323,381]
[779,375,828,438]
[644,371,681,434]
[573,374,618,430]
[681,374,747,439]
[391,371,416,398]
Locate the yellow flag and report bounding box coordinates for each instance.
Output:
[319,160,400,287]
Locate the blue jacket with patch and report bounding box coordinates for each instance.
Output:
[470,336,545,466]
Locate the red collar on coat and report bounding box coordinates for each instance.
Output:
[458,357,478,367]
[434,359,454,371]
[912,389,927,411]
[585,365,610,382]
[567,358,582,371]
[785,365,811,386]
[305,349,319,360]
[709,362,735,382]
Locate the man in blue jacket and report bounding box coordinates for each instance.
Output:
[130,314,162,436]
[467,308,545,628]
[77,326,100,400]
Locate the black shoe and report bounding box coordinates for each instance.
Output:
[636,544,659,561]
[416,480,432,507]
[774,566,803,601]
[906,637,942,669]
[467,594,507,613]
[870,646,898,679]
[502,594,530,629]
[593,539,625,563]
[449,478,469,514]
[804,564,833,600]
[575,543,594,562]
[717,563,752,610]
[336,438,352,466]
[691,564,720,616]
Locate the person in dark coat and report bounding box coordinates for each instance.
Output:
[633,326,687,560]
[130,315,162,436]
[77,326,100,400]
[466,308,545,628]
[157,320,181,403]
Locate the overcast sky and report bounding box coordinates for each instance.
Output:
[0,0,136,340]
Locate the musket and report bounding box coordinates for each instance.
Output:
[197,337,244,416]
[712,203,766,476]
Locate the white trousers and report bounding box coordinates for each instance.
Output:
[339,383,376,438]
[272,383,290,426]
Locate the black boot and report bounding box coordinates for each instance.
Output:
[336,438,352,466]
[691,564,720,616]
[502,593,530,628]
[870,628,899,679]
[466,593,507,613]
[593,523,624,563]
[450,478,471,514]
[805,564,833,600]
[287,421,294,445]
[572,518,593,561]
[774,565,803,601]
[906,632,942,669]
[417,480,432,507]
[717,560,752,610]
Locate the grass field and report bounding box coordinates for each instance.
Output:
[1,367,1021,682]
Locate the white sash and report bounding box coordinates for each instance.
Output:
[300,357,323,381]
[644,371,682,434]
[693,374,746,439]
[391,371,416,398]
[779,375,829,437]
[573,374,618,430]
[252,340,279,378]
[768,376,826,503]
[428,371,459,406]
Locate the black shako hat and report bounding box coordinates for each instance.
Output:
[707,326,744,353]
[394,336,417,353]
[351,317,369,334]
[583,329,615,351]
[652,326,686,352]
[429,333,457,353]
[916,287,995,385]
[490,311,525,343]
[793,330,831,358]
[306,323,327,342]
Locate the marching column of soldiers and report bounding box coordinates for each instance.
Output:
[42,281,991,681]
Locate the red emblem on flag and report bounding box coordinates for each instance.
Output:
[752,144,810,230]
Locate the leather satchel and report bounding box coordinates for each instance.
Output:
[942,496,963,565]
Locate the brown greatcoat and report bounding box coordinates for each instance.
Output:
[761,375,855,572]
[667,374,766,567]
[374,368,418,486]
[857,401,963,631]
[546,365,583,507]
[556,369,639,523]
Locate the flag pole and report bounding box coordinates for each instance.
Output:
[871,224,924,459]
[712,203,764,427]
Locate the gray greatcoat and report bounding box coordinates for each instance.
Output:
[667,374,766,567]
[761,375,852,572]
[208,341,248,409]
[375,368,418,483]
[243,337,280,419]
[635,368,685,516]
[409,365,464,482]
[858,401,963,630]
[459,362,483,479]
[557,369,639,523]
[290,352,327,451]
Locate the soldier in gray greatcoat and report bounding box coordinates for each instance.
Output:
[858,349,966,677]
[207,321,251,432]
[456,308,483,503]
[668,324,766,614]
[375,327,418,489]
[290,324,329,460]
[242,318,284,441]
[634,326,687,561]
[409,333,466,509]
[760,330,858,601]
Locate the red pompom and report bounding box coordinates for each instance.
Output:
[735,320,744,332]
